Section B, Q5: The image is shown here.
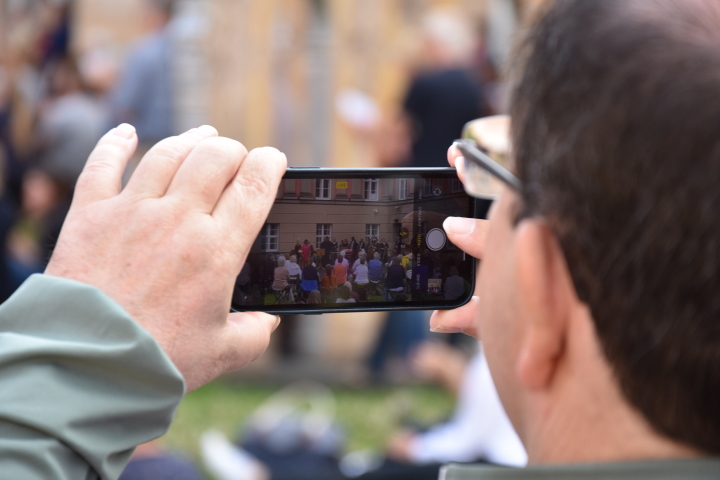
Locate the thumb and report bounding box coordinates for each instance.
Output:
[443,217,490,260]
[221,312,281,372]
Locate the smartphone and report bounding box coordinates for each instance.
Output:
[231,168,486,315]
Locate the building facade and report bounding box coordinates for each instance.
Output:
[256,176,467,258]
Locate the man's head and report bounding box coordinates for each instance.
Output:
[144,0,175,30]
[439,0,720,462]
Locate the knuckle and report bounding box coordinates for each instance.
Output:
[196,137,247,162]
[235,169,273,196]
[146,137,192,165]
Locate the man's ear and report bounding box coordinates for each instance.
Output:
[514,219,573,391]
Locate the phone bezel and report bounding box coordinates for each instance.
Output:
[231,167,481,315]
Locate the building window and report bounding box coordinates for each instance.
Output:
[316,179,331,200]
[364,179,379,201]
[316,224,332,247]
[423,179,433,197]
[366,224,380,239]
[397,179,407,200]
[261,224,279,252]
[451,178,463,193]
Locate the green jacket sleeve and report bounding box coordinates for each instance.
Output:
[0,274,185,480]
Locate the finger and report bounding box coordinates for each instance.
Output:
[448,145,467,184]
[165,136,248,212]
[220,312,281,372]
[73,124,138,208]
[430,296,481,338]
[124,125,218,198]
[447,144,462,168]
[443,217,490,260]
[212,147,287,250]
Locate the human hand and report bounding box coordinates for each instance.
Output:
[411,341,469,394]
[386,429,417,463]
[45,124,287,391]
[428,145,490,338]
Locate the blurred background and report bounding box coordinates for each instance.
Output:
[0,1,543,479]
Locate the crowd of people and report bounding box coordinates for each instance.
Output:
[234,234,472,307]
[0,0,177,302]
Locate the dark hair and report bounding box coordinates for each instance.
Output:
[509,0,720,453]
[147,0,176,16]
[338,286,351,300]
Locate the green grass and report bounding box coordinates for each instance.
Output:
[162,381,455,463]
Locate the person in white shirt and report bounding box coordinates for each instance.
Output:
[352,252,366,273]
[286,255,302,279]
[388,344,527,467]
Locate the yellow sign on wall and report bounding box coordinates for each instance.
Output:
[336,181,348,189]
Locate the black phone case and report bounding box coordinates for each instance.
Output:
[231,167,482,315]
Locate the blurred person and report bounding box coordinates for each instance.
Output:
[306,290,321,305]
[37,0,72,66]
[292,239,302,259]
[119,439,202,480]
[6,168,68,278]
[300,239,312,265]
[3,16,44,165]
[37,55,108,186]
[385,256,406,298]
[403,9,489,168]
[332,256,348,284]
[344,281,360,303]
[384,345,526,476]
[443,266,465,301]
[334,252,348,268]
[351,251,366,273]
[320,235,333,265]
[300,260,319,296]
[321,264,338,299]
[401,252,412,270]
[353,257,369,300]
[368,252,383,292]
[272,256,293,303]
[263,253,276,289]
[336,285,355,304]
[110,0,177,145]
[232,262,251,306]
[287,254,301,282]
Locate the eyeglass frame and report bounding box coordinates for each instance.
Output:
[452,139,523,195]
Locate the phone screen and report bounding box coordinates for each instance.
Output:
[232,169,482,313]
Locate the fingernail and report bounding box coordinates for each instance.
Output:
[196,125,218,138]
[273,315,281,332]
[112,123,136,139]
[444,216,476,236]
[431,325,464,334]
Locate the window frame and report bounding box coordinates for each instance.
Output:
[365,224,380,239]
[397,178,407,200]
[316,224,333,248]
[364,178,379,201]
[315,179,331,200]
[261,224,279,252]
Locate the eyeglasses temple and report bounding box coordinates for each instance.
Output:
[453,140,523,192]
